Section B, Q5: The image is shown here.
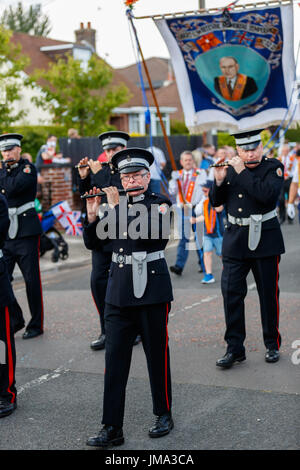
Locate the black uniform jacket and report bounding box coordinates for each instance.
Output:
[209,157,285,259]
[83,190,174,307]
[0,158,42,238]
[0,195,15,305]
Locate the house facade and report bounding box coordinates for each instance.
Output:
[10,23,179,136]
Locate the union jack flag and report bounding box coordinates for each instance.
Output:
[230,31,255,46]
[52,201,83,236]
[66,210,83,236]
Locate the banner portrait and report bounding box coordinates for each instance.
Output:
[155,4,299,132]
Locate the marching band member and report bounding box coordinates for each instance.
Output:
[84,148,174,447]
[77,131,141,350]
[210,129,285,368]
[0,193,23,417]
[0,134,44,339]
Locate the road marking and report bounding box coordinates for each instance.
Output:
[18,360,74,395]
[170,295,219,317]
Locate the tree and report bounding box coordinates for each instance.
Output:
[0,26,30,130]
[30,54,130,136]
[1,2,51,36]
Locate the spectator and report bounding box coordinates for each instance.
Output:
[201,144,215,170]
[191,180,224,284]
[168,151,207,276]
[52,154,71,164]
[277,143,296,224]
[35,135,63,167]
[146,145,167,194]
[67,128,81,139]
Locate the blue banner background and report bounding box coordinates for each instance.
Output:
[166,7,287,120]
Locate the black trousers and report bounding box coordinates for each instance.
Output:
[3,236,44,333]
[221,255,281,354]
[0,304,17,403]
[90,250,111,335]
[102,302,172,427]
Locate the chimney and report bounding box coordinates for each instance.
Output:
[75,22,96,51]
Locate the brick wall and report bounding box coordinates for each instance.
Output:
[39,164,74,211]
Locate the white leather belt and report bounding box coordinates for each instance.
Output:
[112,250,164,265]
[228,209,277,227]
[228,209,277,251]
[8,201,35,239]
[112,250,165,299]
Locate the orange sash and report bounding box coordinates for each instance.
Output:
[178,170,197,204]
[203,199,216,234]
[218,73,247,101]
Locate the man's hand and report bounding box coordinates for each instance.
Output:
[78,157,90,179]
[102,186,119,208]
[287,203,295,220]
[171,170,180,181]
[85,187,101,223]
[228,156,245,175]
[89,159,102,174]
[214,156,227,185]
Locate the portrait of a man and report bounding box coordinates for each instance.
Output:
[214,56,258,101]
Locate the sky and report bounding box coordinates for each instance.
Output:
[0,0,299,71]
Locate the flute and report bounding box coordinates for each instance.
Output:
[80,186,144,199]
[1,158,17,164]
[210,160,260,168]
[75,162,109,169]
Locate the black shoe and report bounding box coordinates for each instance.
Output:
[86,425,124,447]
[14,321,25,334]
[22,329,43,340]
[148,412,174,438]
[90,334,106,351]
[170,265,182,276]
[133,334,141,346]
[265,349,280,363]
[0,398,17,418]
[216,352,246,369]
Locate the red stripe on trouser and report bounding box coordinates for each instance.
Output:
[275,256,280,350]
[5,306,16,403]
[91,292,101,317]
[165,303,170,411]
[37,236,44,331]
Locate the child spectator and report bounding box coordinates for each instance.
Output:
[191,180,224,284]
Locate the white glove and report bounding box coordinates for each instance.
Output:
[287,203,295,219]
[171,170,180,181]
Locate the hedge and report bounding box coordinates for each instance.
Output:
[2,125,68,162]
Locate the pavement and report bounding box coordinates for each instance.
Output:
[2,220,300,453]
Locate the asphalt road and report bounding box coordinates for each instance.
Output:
[0,221,299,452]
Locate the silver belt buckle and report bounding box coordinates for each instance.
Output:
[236,218,242,226]
[117,254,125,264]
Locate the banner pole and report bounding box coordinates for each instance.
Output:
[127,11,186,204]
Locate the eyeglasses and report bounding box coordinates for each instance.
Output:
[120,172,148,183]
